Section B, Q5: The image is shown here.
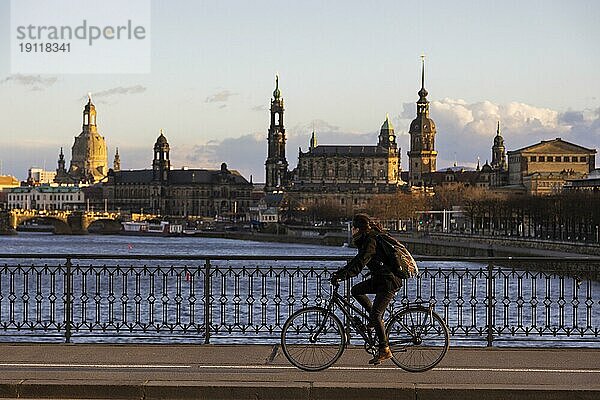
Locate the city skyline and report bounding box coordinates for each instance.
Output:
[1,0,599,181]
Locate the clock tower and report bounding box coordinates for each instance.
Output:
[408,56,437,186]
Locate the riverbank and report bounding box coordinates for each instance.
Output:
[179,230,600,279]
[179,229,599,257]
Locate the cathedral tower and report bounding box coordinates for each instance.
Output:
[67,95,108,183]
[491,121,507,170]
[408,57,437,186]
[153,129,170,182]
[264,75,289,192]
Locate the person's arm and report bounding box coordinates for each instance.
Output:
[332,235,377,280]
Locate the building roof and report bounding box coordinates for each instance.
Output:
[112,168,250,185]
[112,170,154,184]
[10,185,83,193]
[303,145,390,157]
[0,175,19,187]
[508,138,597,155]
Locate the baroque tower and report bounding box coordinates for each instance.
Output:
[264,75,289,192]
[408,57,437,186]
[491,121,507,170]
[153,129,170,182]
[67,95,109,183]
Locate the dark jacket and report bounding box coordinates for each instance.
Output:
[334,230,403,292]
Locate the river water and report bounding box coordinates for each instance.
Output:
[0,233,598,347]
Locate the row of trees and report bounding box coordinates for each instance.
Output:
[281,186,600,243]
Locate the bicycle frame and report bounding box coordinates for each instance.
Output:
[320,285,376,347]
[319,285,438,349]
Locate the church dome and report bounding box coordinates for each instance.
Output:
[154,131,170,150]
[494,134,504,147]
[409,116,436,134]
[155,132,168,145]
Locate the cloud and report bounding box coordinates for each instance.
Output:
[400,98,600,168]
[82,85,146,101]
[205,90,238,103]
[0,74,58,90]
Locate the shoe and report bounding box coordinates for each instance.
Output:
[368,346,393,365]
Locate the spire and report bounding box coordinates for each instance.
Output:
[418,55,429,100]
[273,74,281,99]
[310,130,317,150]
[421,55,425,90]
[381,113,394,130]
[496,120,501,136]
[87,92,93,105]
[476,157,481,171]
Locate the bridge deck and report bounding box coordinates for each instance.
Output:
[0,344,598,399]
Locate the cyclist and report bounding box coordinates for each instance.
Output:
[330,213,403,365]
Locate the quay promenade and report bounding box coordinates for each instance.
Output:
[0,344,598,399]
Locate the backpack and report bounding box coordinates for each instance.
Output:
[375,234,419,279]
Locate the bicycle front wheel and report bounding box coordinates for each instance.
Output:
[386,306,449,372]
[281,307,345,371]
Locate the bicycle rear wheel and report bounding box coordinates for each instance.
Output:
[386,306,449,372]
[281,307,345,371]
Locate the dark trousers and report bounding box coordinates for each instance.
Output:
[351,279,396,349]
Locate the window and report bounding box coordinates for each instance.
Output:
[580,156,587,162]
[538,156,545,162]
[555,156,562,162]
[530,156,537,162]
[547,156,553,162]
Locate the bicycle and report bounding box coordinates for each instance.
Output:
[280,281,450,372]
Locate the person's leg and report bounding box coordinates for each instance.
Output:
[368,290,396,364]
[370,290,396,349]
[350,279,375,313]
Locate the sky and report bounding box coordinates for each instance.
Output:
[0,0,599,181]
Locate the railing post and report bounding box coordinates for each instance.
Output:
[486,248,494,347]
[204,259,211,344]
[65,257,72,343]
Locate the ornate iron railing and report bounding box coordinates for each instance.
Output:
[0,254,598,346]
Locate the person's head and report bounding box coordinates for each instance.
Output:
[351,213,371,235]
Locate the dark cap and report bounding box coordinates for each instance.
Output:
[352,213,370,230]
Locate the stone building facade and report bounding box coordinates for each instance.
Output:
[55,96,109,184]
[507,138,596,195]
[288,115,403,210]
[103,132,253,219]
[261,76,405,215]
[7,186,85,211]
